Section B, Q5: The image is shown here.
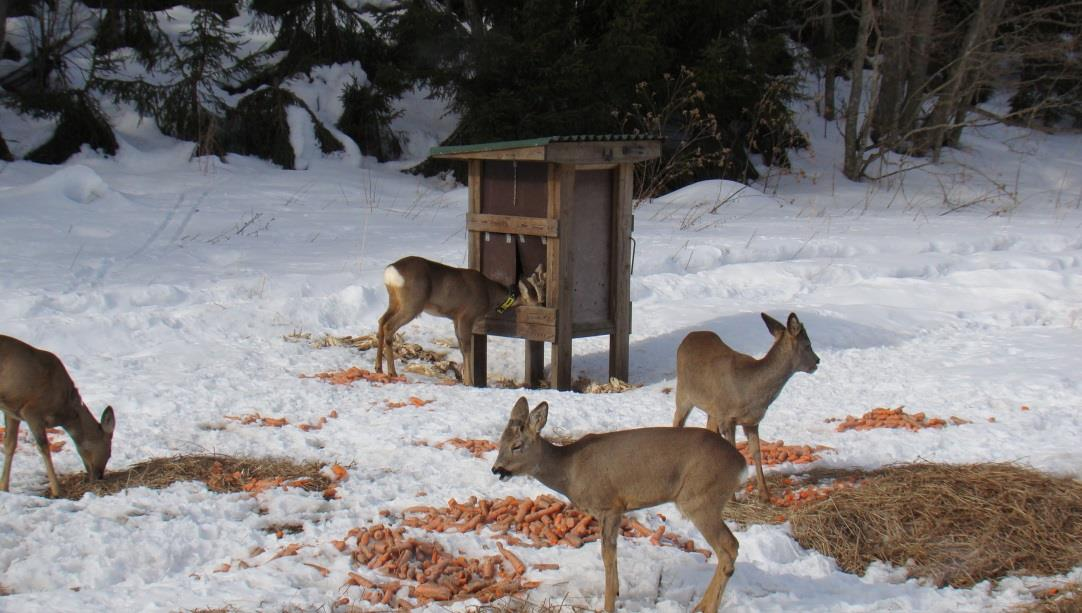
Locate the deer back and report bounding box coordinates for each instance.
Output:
[559,427,746,512]
[0,335,82,428]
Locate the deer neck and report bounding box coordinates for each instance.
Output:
[486,279,516,312]
[61,401,99,447]
[746,339,798,408]
[528,438,574,497]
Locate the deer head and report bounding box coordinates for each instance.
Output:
[516,264,546,307]
[492,396,548,481]
[77,405,115,481]
[761,312,820,374]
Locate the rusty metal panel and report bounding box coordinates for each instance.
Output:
[569,169,613,323]
[480,160,548,218]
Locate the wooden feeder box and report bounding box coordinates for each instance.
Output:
[430,135,661,391]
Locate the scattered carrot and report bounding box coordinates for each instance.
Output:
[269,543,303,560]
[409,396,433,407]
[303,562,331,577]
[330,464,349,481]
[301,366,406,385]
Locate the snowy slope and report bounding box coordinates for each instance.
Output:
[1,91,1081,611]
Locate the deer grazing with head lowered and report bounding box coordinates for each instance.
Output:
[0,335,116,498]
[492,397,744,612]
[375,256,545,385]
[673,312,819,503]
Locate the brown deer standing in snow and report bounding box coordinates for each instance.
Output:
[673,313,819,502]
[492,397,744,612]
[375,256,545,385]
[0,335,116,498]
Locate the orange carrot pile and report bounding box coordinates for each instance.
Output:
[336,523,541,607]
[204,461,313,494]
[835,406,970,432]
[765,476,862,507]
[433,438,498,458]
[301,366,406,385]
[399,495,710,557]
[734,440,830,466]
[0,426,65,451]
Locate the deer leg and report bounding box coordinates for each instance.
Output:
[453,317,475,386]
[673,390,694,427]
[379,305,422,378]
[705,414,721,434]
[27,422,60,498]
[1,414,19,492]
[744,425,770,503]
[681,499,739,613]
[375,303,394,374]
[600,512,621,612]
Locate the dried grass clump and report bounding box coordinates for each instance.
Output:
[53,454,331,500]
[286,331,461,380]
[1013,582,1082,613]
[788,463,1082,588]
[572,377,641,394]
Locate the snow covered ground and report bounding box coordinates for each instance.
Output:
[1,91,1081,611]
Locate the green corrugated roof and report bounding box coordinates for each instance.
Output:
[430,134,661,157]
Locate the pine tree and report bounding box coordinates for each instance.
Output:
[100,8,256,158]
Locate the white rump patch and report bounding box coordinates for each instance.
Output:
[384,265,406,288]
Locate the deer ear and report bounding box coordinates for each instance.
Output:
[787,313,803,336]
[762,313,785,338]
[527,402,548,435]
[510,397,529,422]
[100,406,116,435]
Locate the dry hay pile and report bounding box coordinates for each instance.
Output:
[286,331,461,380]
[1013,582,1082,613]
[788,463,1082,588]
[53,454,332,500]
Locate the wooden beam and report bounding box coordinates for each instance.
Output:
[551,164,576,391]
[468,160,482,271]
[545,141,662,165]
[479,321,555,342]
[525,340,545,388]
[432,146,548,162]
[609,163,633,382]
[466,214,558,238]
[471,333,487,388]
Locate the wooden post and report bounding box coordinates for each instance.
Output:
[609,163,633,382]
[467,160,488,387]
[549,164,575,391]
[525,340,544,387]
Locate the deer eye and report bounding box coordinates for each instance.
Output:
[511,442,523,453]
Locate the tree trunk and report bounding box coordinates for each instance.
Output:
[821,0,836,120]
[872,0,912,148]
[897,0,938,144]
[843,0,874,181]
[922,0,1006,161]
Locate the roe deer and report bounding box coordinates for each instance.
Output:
[375,256,545,385]
[673,312,819,502]
[492,397,744,612]
[0,335,116,497]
